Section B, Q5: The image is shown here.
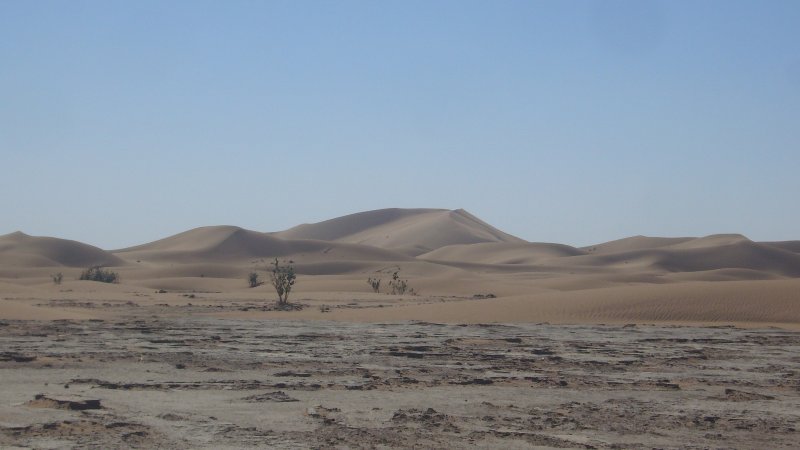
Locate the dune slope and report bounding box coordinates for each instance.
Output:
[582,235,694,254]
[0,232,123,268]
[113,225,410,266]
[276,208,526,255]
[563,237,800,277]
[420,242,586,265]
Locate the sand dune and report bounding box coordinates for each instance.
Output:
[0,231,123,268]
[583,234,753,254]
[275,208,441,241]
[661,268,781,282]
[582,235,694,254]
[762,240,800,253]
[276,208,526,255]
[114,225,411,267]
[655,240,800,276]
[2,209,799,327]
[548,234,800,277]
[667,233,751,250]
[419,242,586,265]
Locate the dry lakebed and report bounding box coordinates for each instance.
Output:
[1,311,798,449]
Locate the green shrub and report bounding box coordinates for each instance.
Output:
[248,271,261,288]
[79,266,119,284]
[367,277,381,293]
[389,270,409,295]
[269,258,296,305]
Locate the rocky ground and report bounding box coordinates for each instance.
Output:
[1,316,798,449]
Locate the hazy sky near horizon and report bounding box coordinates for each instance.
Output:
[2,1,799,249]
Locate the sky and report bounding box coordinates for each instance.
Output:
[1,0,799,249]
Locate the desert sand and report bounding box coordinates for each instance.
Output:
[1,208,799,448]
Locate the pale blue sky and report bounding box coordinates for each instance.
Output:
[2,1,799,249]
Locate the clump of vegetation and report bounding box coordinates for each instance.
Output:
[51,272,63,285]
[367,277,381,293]
[248,271,262,288]
[389,270,409,295]
[79,266,119,284]
[269,258,296,305]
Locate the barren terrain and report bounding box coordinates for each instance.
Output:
[2,315,798,449]
[1,208,799,448]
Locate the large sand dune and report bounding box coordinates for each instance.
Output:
[0,231,123,268]
[1,208,799,326]
[276,208,525,255]
[114,225,411,266]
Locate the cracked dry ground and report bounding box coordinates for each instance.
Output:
[1,318,798,449]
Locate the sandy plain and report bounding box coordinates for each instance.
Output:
[1,208,799,448]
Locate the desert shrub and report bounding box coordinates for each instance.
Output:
[389,271,409,295]
[51,272,63,285]
[269,258,296,305]
[367,277,381,293]
[248,272,262,288]
[79,266,119,284]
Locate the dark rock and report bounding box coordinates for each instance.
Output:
[28,394,102,410]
